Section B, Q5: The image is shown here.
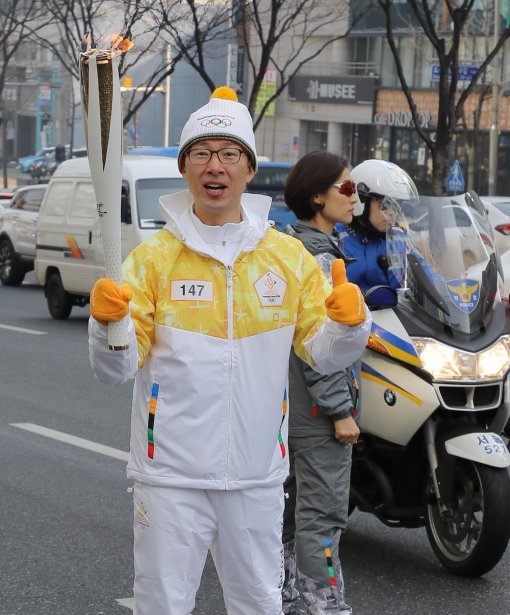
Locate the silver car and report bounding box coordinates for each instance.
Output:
[0,184,47,285]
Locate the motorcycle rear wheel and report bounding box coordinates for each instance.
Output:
[425,460,510,577]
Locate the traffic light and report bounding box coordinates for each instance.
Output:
[41,112,51,126]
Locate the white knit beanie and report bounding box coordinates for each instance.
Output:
[178,86,258,172]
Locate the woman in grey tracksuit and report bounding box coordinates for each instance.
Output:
[281,151,361,615]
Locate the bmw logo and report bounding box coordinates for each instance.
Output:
[384,389,396,406]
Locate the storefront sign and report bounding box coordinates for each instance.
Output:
[255,69,277,117]
[288,75,376,105]
[374,110,431,129]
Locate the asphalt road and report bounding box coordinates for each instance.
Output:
[1,276,509,614]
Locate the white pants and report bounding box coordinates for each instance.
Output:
[133,482,285,615]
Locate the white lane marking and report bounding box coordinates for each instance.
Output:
[0,323,47,335]
[11,423,129,461]
[116,598,134,610]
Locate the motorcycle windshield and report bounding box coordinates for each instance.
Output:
[386,191,504,335]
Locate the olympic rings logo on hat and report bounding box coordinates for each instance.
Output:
[200,117,232,128]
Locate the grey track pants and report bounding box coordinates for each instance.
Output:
[282,435,353,613]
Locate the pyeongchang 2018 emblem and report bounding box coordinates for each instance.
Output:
[254,271,287,307]
[446,278,480,314]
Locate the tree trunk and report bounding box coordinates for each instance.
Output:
[431,142,449,196]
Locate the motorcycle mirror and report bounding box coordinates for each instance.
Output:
[364,285,398,309]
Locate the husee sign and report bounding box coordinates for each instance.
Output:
[288,75,376,105]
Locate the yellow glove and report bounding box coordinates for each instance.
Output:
[325,260,366,327]
[90,278,132,325]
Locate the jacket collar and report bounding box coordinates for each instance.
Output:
[159,190,272,257]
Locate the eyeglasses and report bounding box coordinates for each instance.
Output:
[187,147,245,165]
[332,180,356,197]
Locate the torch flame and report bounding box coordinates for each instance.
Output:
[80,31,134,58]
[81,32,92,53]
[103,32,134,53]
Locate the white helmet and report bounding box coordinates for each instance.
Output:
[351,159,419,217]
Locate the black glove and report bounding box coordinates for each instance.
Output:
[377,254,389,272]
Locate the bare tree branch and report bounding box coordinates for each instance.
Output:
[32,0,196,126]
[377,0,509,194]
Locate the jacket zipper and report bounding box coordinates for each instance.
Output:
[224,264,234,486]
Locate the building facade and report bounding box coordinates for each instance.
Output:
[2,40,72,160]
[254,1,510,195]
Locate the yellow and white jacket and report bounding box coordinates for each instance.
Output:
[89,191,371,490]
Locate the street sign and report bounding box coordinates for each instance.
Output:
[431,65,479,81]
[458,66,479,81]
[447,160,465,192]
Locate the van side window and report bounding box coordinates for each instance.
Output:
[72,181,97,219]
[43,181,74,217]
[121,182,131,224]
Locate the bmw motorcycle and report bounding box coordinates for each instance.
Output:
[350,190,510,577]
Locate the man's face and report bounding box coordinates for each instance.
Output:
[182,139,255,225]
[368,198,391,233]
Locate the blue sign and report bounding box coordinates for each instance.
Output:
[431,65,479,81]
[458,66,479,81]
[447,160,465,192]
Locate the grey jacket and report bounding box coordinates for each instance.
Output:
[286,221,359,435]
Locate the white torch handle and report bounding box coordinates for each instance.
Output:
[85,53,129,350]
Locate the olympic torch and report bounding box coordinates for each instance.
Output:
[80,34,132,350]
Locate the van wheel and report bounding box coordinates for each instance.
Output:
[0,239,25,286]
[46,272,73,320]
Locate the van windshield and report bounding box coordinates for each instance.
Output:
[136,178,187,228]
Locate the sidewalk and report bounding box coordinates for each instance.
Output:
[3,162,42,189]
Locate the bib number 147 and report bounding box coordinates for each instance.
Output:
[171,280,213,301]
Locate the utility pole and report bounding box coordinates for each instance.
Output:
[1,99,7,188]
[488,0,500,196]
[164,45,171,147]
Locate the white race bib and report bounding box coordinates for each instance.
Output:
[171,280,213,301]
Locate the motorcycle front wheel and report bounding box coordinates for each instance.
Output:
[425,460,510,577]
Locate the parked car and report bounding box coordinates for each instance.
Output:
[0,189,14,209]
[246,161,295,231]
[480,197,510,255]
[18,147,56,173]
[28,147,89,179]
[480,196,510,216]
[19,145,86,174]
[127,145,180,157]
[0,184,47,285]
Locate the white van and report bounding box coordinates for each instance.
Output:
[35,155,186,319]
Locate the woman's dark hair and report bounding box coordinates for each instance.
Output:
[284,151,349,221]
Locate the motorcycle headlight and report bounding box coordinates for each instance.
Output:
[412,336,510,382]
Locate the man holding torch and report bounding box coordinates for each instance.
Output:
[88,86,371,614]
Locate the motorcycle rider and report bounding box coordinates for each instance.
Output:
[282,151,361,615]
[338,159,419,292]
